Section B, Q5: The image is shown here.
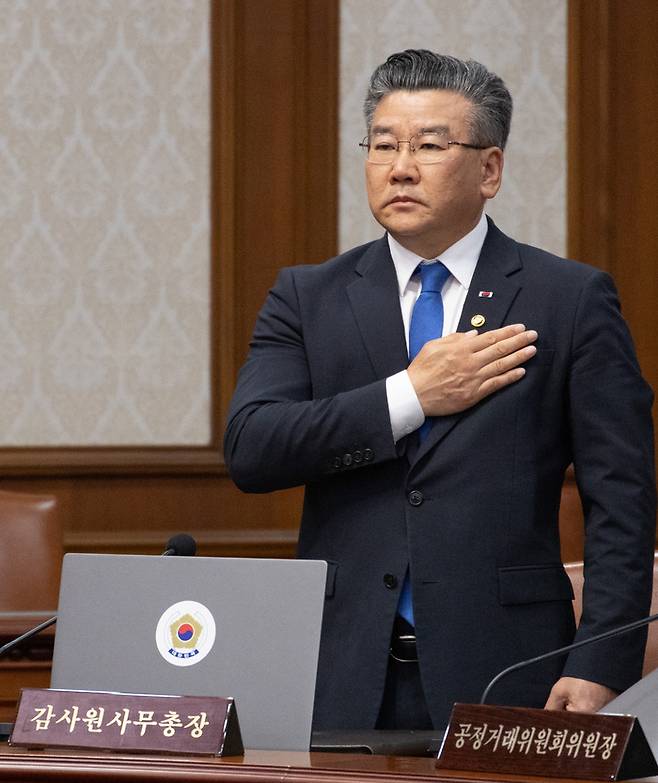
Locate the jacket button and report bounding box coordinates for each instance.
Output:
[353,450,363,463]
[342,453,353,467]
[408,490,423,506]
[363,448,373,461]
[332,456,342,469]
[383,573,398,589]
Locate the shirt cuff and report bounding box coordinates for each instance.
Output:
[386,370,425,443]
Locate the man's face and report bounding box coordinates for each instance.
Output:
[365,89,503,259]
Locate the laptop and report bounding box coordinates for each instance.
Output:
[50,553,327,751]
[600,667,658,760]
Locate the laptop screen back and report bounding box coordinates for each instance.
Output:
[50,553,327,751]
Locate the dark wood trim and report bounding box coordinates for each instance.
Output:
[567,0,611,269]
[214,0,237,457]
[230,0,339,373]
[292,0,339,266]
[566,0,658,551]
[65,527,297,558]
[0,448,225,477]
[566,0,582,262]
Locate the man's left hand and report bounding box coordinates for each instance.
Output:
[544,677,617,712]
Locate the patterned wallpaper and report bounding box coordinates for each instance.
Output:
[0,0,565,448]
[0,0,210,446]
[339,0,567,257]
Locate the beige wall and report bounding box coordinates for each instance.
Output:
[0,0,566,448]
[339,0,567,257]
[0,0,210,446]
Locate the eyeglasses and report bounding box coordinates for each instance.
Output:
[359,132,487,165]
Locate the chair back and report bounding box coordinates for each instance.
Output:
[0,490,63,612]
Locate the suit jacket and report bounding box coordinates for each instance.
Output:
[224,219,656,729]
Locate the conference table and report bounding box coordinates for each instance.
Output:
[0,746,653,783]
[0,610,653,783]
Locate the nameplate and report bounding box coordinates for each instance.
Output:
[437,703,657,780]
[9,688,243,756]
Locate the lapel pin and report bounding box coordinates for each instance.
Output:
[478,291,494,298]
[471,314,486,328]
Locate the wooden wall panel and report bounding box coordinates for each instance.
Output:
[228,0,340,375]
[605,3,658,399]
[568,0,658,390]
[562,0,658,562]
[0,0,338,560]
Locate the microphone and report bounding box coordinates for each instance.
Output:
[481,610,658,705]
[0,535,197,660]
[161,533,197,557]
[0,615,57,659]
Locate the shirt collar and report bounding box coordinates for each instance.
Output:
[387,211,488,295]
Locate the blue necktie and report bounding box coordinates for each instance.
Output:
[398,261,450,627]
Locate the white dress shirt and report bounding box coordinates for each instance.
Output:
[385,211,488,442]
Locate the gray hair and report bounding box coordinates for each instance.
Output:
[364,49,512,150]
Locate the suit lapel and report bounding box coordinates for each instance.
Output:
[346,237,408,378]
[457,220,523,334]
[411,219,524,464]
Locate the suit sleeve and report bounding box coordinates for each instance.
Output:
[223,267,400,493]
[561,270,656,692]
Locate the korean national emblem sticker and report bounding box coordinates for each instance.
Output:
[155,600,216,667]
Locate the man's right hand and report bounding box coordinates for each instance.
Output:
[407,323,538,417]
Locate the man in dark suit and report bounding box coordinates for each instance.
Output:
[224,50,656,730]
